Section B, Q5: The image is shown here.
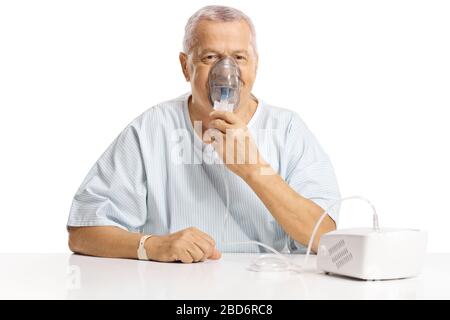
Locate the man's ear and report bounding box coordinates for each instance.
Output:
[179,52,190,82]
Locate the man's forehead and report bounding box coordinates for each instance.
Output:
[193,20,254,55]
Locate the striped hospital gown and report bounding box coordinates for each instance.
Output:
[67,92,340,253]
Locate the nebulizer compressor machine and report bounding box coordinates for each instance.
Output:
[207,56,427,280]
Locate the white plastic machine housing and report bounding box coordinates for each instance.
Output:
[316,228,427,280]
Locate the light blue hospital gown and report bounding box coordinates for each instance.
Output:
[67,92,340,253]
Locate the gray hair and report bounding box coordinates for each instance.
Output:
[182,5,257,55]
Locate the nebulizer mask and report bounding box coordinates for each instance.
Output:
[208,56,241,112]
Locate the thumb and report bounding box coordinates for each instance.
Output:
[209,248,222,260]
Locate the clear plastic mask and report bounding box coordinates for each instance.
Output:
[208,56,241,112]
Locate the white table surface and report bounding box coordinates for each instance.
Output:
[0,253,449,299]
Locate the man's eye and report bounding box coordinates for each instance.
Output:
[204,55,217,61]
[235,55,247,61]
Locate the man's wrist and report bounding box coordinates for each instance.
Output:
[144,235,160,260]
[239,161,275,182]
[137,234,154,260]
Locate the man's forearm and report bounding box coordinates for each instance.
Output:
[241,165,336,253]
[68,226,222,263]
[68,226,143,259]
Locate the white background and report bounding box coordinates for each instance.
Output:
[0,0,449,253]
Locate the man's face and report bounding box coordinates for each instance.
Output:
[180,20,258,110]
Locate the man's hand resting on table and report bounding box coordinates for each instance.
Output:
[146,227,222,263]
[68,226,221,263]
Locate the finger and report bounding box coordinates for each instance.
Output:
[193,232,220,261]
[209,110,239,125]
[192,229,217,248]
[203,128,224,143]
[208,119,231,134]
[192,235,215,260]
[178,249,194,264]
[209,248,222,260]
[186,242,206,262]
[193,243,209,261]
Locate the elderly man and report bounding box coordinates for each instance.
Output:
[67,5,340,263]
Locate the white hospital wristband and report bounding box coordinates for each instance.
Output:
[137,234,154,261]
